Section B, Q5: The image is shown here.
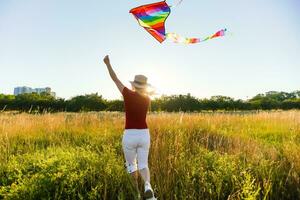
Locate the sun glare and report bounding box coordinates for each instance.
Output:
[137,65,176,98]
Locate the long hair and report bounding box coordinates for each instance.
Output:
[134,87,149,97]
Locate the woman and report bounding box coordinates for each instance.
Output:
[103,55,154,199]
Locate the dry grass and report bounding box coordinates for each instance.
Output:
[0,111,299,199]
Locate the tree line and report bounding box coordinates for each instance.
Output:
[0,91,299,113]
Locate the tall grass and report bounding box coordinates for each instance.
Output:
[0,111,299,199]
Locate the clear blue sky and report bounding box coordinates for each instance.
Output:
[1,0,299,100]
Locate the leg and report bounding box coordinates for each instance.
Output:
[130,171,139,193]
[140,166,154,199]
[123,149,141,197]
[137,131,151,183]
[122,132,138,174]
[137,130,154,199]
[139,167,150,183]
[122,132,140,196]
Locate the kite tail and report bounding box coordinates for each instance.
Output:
[166,28,227,44]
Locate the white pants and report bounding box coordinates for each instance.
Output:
[122,129,150,173]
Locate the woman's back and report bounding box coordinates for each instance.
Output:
[122,87,150,129]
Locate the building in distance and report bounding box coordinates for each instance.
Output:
[14,87,56,97]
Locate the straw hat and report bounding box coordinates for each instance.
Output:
[130,75,151,89]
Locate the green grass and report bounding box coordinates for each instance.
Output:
[0,111,299,199]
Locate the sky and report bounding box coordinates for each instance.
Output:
[0,0,299,100]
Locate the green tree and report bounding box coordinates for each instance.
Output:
[66,93,107,112]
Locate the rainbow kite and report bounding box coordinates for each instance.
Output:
[130,1,227,44]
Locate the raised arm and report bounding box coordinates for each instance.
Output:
[103,55,125,94]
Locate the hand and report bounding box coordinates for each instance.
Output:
[103,55,110,65]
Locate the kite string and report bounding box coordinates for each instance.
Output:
[174,0,183,6]
[167,0,184,7]
[177,0,184,6]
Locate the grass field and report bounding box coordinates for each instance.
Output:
[0,111,299,200]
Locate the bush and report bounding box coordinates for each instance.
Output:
[0,147,136,200]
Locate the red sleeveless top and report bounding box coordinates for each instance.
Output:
[122,87,150,129]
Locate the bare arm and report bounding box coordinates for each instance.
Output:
[103,55,125,94]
